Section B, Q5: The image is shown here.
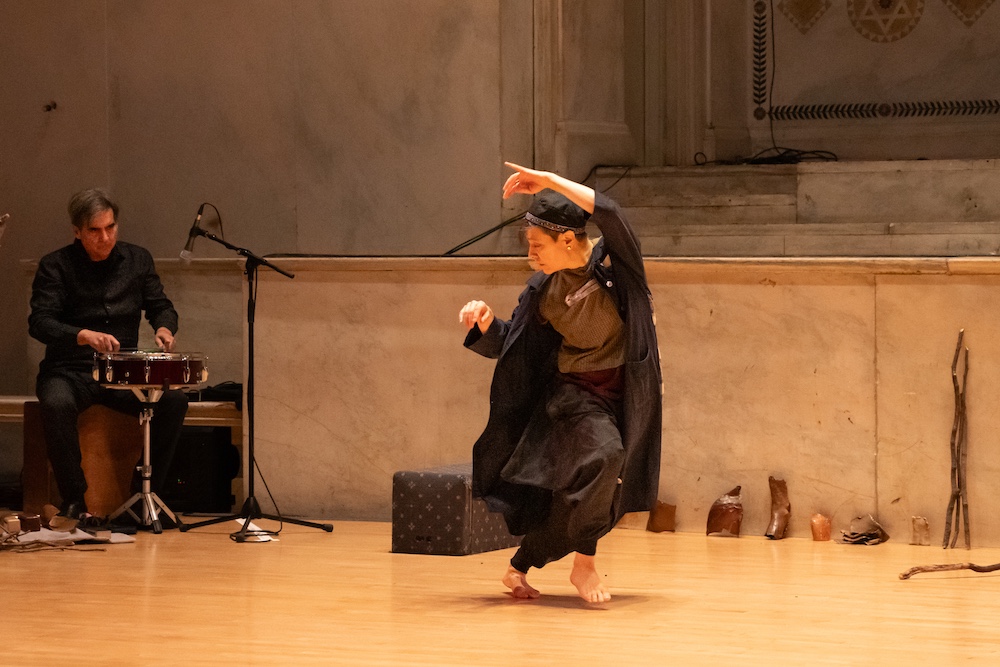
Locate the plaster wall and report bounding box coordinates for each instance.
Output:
[247,256,1000,547]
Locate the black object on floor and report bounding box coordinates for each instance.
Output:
[158,426,239,514]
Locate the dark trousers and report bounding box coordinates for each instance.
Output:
[36,368,189,510]
[506,381,625,573]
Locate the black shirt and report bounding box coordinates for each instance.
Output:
[29,240,179,375]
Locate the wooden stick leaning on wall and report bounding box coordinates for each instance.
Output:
[902,331,978,579]
[942,329,970,550]
[957,346,970,549]
[941,329,961,548]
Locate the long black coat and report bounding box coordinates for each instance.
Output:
[465,193,662,535]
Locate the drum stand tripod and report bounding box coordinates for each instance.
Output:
[109,387,181,534]
[179,228,333,540]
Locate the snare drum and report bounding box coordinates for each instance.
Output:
[93,351,209,389]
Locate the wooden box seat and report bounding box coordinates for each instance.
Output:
[22,402,142,516]
[18,399,242,516]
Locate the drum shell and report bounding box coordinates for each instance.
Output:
[93,352,208,389]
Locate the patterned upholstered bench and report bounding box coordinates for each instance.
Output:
[391,462,520,556]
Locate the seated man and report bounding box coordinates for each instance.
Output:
[28,188,188,524]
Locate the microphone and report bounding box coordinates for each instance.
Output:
[179,204,206,263]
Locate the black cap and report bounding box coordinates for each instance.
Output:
[525,190,589,233]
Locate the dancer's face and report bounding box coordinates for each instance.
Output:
[526,226,576,274]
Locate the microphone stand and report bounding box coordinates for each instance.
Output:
[179,229,333,540]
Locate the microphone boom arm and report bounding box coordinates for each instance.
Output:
[191,227,295,279]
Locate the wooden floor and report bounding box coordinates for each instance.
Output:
[4,519,1000,665]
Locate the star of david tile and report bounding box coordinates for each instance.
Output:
[848,0,925,42]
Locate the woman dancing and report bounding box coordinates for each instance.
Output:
[460,162,662,602]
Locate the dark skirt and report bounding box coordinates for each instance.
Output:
[500,375,625,540]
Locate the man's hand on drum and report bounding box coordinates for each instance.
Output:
[155,327,176,352]
[78,329,120,353]
[459,300,494,333]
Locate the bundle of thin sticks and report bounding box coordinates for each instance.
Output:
[943,329,970,550]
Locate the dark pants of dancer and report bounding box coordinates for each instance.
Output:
[36,367,189,510]
[506,380,624,573]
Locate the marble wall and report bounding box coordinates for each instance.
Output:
[249,256,1000,547]
[875,271,1000,543]
[654,264,878,538]
[248,258,520,519]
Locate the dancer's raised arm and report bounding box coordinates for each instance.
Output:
[502,162,595,214]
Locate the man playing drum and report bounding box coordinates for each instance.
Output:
[28,188,189,526]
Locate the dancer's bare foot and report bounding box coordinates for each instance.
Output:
[502,565,540,599]
[570,553,611,603]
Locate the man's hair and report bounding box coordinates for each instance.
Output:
[68,188,118,229]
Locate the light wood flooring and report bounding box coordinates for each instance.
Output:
[4,519,1000,665]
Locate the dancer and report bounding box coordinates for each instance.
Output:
[460,162,661,602]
